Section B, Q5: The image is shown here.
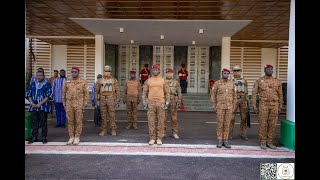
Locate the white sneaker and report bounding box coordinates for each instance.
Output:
[173,134,179,139]
[149,139,155,145]
[73,137,80,145]
[66,137,74,145]
[156,139,162,145]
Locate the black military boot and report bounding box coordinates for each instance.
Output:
[216,140,223,148]
[42,138,48,144]
[28,137,38,144]
[223,140,231,148]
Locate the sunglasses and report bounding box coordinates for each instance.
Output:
[105,71,111,72]
[71,71,78,73]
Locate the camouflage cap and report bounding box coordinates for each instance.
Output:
[233,65,241,71]
[104,65,112,71]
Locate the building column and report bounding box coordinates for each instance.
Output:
[95,35,105,78]
[221,37,231,73]
[280,0,295,150]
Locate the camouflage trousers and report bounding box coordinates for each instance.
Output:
[100,95,117,132]
[258,102,279,144]
[216,109,232,140]
[229,98,248,136]
[66,103,83,138]
[165,100,178,134]
[147,100,166,140]
[126,100,138,127]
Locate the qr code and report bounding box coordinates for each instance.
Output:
[260,163,277,179]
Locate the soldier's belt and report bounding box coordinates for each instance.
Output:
[100,94,113,98]
[101,92,112,96]
[237,95,245,99]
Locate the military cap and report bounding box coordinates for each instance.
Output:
[152,64,160,69]
[232,65,241,71]
[104,65,112,71]
[166,68,174,73]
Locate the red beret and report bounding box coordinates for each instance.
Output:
[71,66,80,71]
[54,70,58,72]
[264,64,273,68]
[130,70,136,74]
[152,64,160,69]
[166,68,174,73]
[222,68,230,73]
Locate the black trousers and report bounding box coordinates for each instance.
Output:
[94,107,102,126]
[31,111,48,139]
[180,80,187,93]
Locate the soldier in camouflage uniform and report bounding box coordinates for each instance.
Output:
[123,70,142,129]
[142,64,170,145]
[211,68,237,148]
[164,68,182,139]
[94,65,120,136]
[252,64,283,150]
[62,66,89,145]
[229,65,249,141]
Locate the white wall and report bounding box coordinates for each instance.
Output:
[261,48,277,77]
[52,45,67,71]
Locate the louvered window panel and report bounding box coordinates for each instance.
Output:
[276,46,288,83]
[230,47,261,94]
[67,44,95,90]
[29,38,52,78]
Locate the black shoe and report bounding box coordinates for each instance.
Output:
[42,138,48,144]
[54,125,61,128]
[28,137,38,144]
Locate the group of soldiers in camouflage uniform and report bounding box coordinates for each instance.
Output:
[26,63,283,150]
[211,64,283,150]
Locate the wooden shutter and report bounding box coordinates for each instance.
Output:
[276,46,288,83]
[29,38,52,78]
[230,47,261,94]
[67,44,95,90]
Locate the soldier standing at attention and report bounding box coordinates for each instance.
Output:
[178,63,188,93]
[140,64,150,85]
[94,65,120,136]
[142,64,170,145]
[229,65,249,141]
[123,70,142,129]
[211,68,237,148]
[62,66,89,145]
[252,64,283,150]
[164,68,182,139]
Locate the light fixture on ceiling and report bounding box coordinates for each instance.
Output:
[192,41,195,45]
[199,29,203,34]
[160,35,164,40]
[130,40,134,44]
[120,28,124,33]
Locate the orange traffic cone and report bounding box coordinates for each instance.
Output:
[178,99,186,111]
